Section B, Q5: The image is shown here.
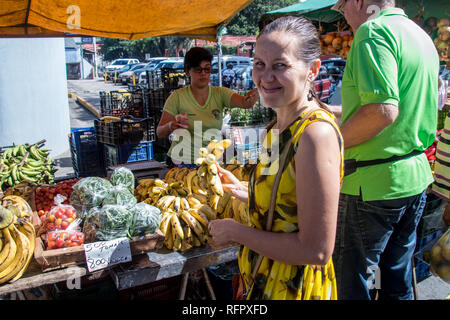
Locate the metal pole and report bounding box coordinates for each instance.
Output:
[93,37,98,78]
[218,34,223,87]
[80,43,84,79]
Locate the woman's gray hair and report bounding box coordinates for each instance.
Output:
[258,16,321,67]
[257,16,333,112]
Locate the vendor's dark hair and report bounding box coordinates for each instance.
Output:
[258,16,330,112]
[184,47,213,72]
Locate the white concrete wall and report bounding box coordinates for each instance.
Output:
[0,38,71,157]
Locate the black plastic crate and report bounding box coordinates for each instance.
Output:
[103,141,153,167]
[69,127,105,178]
[144,88,171,114]
[145,67,187,91]
[99,89,145,118]
[94,117,156,146]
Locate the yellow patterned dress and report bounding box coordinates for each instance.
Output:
[237,108,344,300]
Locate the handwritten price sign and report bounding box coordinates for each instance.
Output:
[83,237,132,272]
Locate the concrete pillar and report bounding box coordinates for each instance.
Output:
[0,38,71,158]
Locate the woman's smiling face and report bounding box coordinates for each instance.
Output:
[252,31,311,110]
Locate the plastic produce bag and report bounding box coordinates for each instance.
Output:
[45,218,85,250]
[102,185,137,208]
[95,205,132,241]
[128,202,162,237]
[429,228,450,283]
[110,167,135,194]
[39,194,78,235]
[70,177,113,215]
[82,207,103,243]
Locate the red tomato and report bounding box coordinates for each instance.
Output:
[56,239,65,248]
[61,220,69,229]
[68,234,77,242]
[47,240,56,250]
[47,232,57,241]
[46,223,55,231]
[76,233,85,243]
[55,211,63,219]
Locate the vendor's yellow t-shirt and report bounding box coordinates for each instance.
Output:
[163,85,234,164]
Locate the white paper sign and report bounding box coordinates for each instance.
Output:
[84,237,132,272]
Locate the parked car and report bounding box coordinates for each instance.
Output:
[118,63,147,84]
[321,58,346,83]
[105,58,140,80]
[314,74,332,103]
[210,55,252,86]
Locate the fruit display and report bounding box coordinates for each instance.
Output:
[1,180,36,206]
[46,229,85,250]
[319,21,353,59]
[135,138,255,252]
[422,17,450,62]
[428,229,450,283]
[0,141,55,191]
[135,177,215,252]
[1,195,34,223]
[321,32,353,59]
[35,178,80,218]
[0,199,36,284]
[38,195,78,236]
[195,139,232,212]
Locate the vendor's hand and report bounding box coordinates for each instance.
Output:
[217,164,247,196]
[208,218,237,246]
[244,89,259,108]
[170,113,189,130]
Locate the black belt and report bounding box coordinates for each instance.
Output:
[344,150,424,176]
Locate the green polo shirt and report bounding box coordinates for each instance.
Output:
[164,85,234,164]
[341,8,439,200]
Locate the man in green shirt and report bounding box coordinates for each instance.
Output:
[330,0,439,299]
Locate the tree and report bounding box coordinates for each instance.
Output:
[226,0,298,35]
[99,37,193,62]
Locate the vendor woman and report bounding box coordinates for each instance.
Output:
[156,47,258,165]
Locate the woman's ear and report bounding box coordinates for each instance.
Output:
[309,59,321,82]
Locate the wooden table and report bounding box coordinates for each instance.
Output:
[0,243,239,297]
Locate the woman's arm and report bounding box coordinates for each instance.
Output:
[230,89,259,109]
[209,121,341,266]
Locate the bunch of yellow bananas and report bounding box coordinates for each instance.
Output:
[215,184,252,227]
[0,200,36,284]
[135,178,190,205]
[195,139,234,212]
[158,198,216,252]
[135,177,216,252]
[1,195,34,222]
[301,260,337,300]
[2,181,37,207]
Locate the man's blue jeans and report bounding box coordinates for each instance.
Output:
[332,190,427,300]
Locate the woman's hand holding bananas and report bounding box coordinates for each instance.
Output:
[216,164,248,204]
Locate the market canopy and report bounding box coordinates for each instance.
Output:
[0,0,253,42]
[260,0,342,27]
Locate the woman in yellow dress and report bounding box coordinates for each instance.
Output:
[208,16,344,300]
